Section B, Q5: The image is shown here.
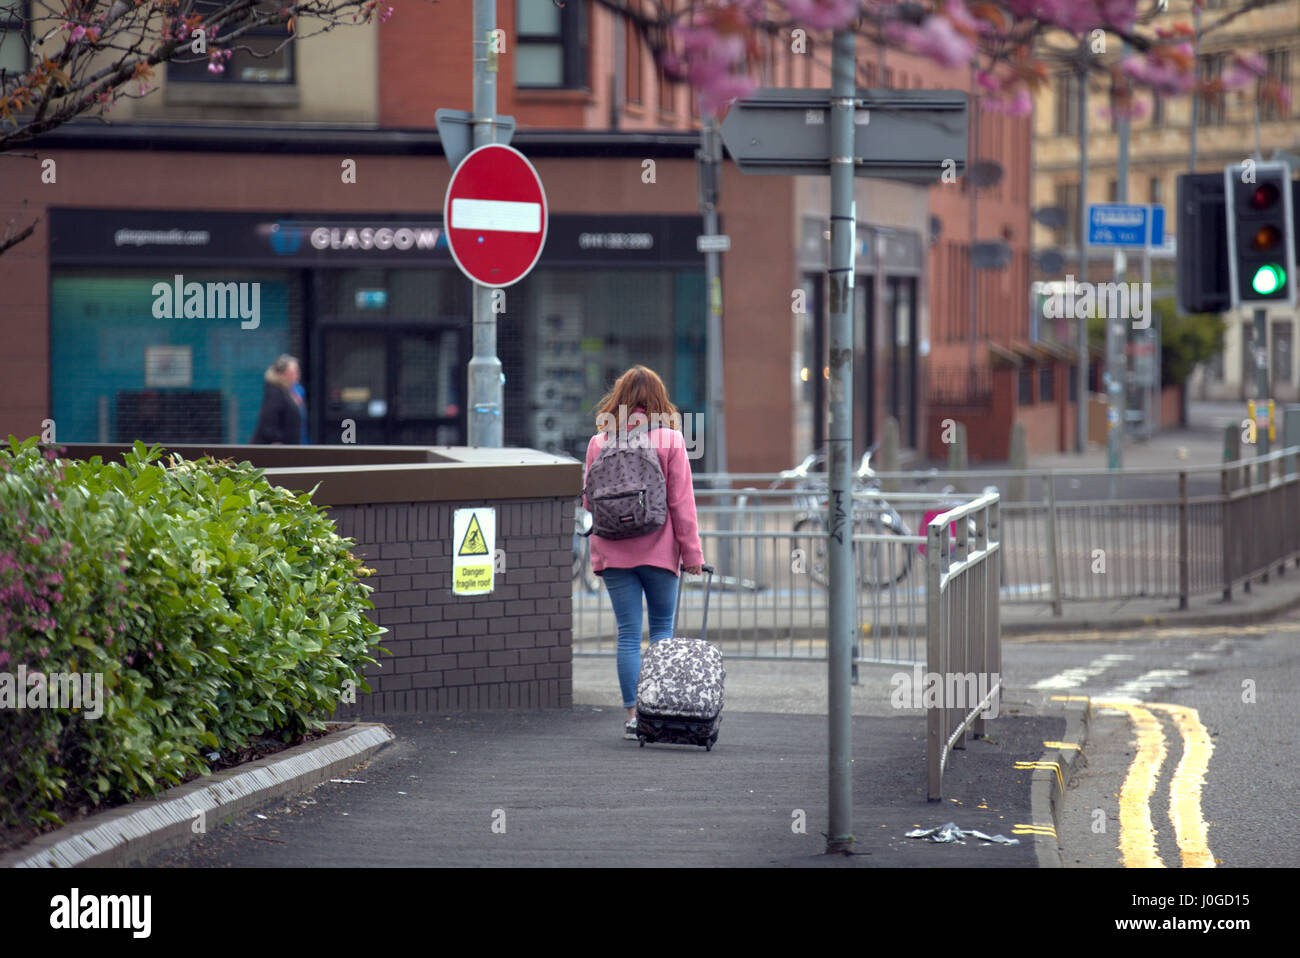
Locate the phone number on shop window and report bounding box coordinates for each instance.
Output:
[577,232,654,250]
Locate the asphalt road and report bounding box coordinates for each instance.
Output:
[1002,612,1300,868]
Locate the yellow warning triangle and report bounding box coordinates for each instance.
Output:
[458,513,489,556]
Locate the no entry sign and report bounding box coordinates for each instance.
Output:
[443,143,548,288]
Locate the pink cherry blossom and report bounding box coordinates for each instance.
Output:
[780,0,859,32]
[883,15,974,70]
[1221,52,1267,91]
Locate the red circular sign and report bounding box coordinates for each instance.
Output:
[443,143,548,288]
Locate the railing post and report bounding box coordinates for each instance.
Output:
[1046,470,1063,617]
[1178,470,1189,611]
[926,518,943,801]
[1221,465,1233,602]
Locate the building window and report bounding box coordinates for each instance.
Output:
[1107,179,1119,202]
[167,1,294,84]
[1262,48,1291,122]
[1198,53,1225,126]
[657,55,675,115]
[1149,176,1162,205]
[1055,180,1078,246]
[1018,365,1033,404]
[1039,362,1054,402]
[516,0,587,89]
[1068,366,1078,402]
[625,14,642,106]
[0,0,27,79]
[1055,72,1079,135]
[1150,92,1164,127]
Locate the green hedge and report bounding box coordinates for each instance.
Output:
[0,438,385,828]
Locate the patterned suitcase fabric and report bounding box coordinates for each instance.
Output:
[636,638,725,718]
[635,637,725,749]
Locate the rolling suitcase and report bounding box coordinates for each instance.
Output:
[635,563,724,751]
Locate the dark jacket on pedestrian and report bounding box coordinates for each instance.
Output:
[251,366,301,444]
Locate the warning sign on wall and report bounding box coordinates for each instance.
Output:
[453,508,496,595]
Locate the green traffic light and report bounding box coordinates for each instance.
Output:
[1251,264,1286,296]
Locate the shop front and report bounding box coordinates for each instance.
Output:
[47,209,706,458]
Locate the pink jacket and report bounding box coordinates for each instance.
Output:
[582,418,704,578]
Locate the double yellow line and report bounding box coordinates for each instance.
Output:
[1095,701,1216,868]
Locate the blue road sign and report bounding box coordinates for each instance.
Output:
[1087,203,1165,247]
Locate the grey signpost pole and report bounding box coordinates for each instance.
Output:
[1254,307,1270,403]
[698,108,731,578]
[1076,42,1090,455]
[718,75,967,859]
[467,0,503,447]
[826,27,855,855]
[1108,67,1129,497]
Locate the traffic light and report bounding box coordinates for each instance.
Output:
[1224,161,1296,308]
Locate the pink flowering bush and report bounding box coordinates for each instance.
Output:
[0,437,384,829]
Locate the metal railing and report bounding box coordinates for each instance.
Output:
[923,492,1001,800]
[687,444,1300,615]
[573,484,987,666]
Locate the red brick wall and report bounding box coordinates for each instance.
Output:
[925,366,1015,462]
[1160,384,1184,429]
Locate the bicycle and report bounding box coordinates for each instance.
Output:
[777,444,915,589]
[572,500,602,594]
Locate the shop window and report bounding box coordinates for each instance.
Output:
[1039,362,1054,402]
[517,0,587,89]
[1068,365,1078,402]
[1018,365,1033,404]
[167,2,294,84]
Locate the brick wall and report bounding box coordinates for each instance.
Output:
[329,496,573,715]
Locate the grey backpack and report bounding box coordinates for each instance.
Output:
[583,426,668,539]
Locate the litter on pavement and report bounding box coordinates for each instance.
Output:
[905,822,1020,845]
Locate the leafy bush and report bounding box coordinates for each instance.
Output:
[0,438,384,828]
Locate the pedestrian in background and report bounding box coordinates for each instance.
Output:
[251,354,302,445]
[291,379,309,444]
[582,365,703,740]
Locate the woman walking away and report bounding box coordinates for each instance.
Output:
[581,366,704,741]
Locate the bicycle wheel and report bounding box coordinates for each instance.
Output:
[792,516,830,588]
[857,513,913,588]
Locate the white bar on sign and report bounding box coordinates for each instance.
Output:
[450,198,541,233]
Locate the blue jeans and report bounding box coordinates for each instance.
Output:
[602,565,679,708]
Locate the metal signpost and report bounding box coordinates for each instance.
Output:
[437,0,530,449]
[1087,202,1166,486]
[721,71,968,854]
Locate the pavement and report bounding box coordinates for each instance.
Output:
[139,674,1069,868]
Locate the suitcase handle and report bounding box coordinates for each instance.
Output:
[672,563,715,641]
